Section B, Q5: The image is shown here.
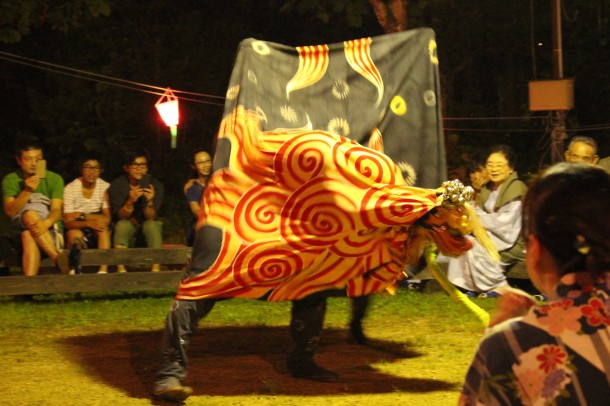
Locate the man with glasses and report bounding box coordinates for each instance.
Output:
[108,149,164,272]
[2,135,69,276]
[63,154,111,273]
[182,149,212,246]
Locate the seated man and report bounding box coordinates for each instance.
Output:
[183,149,212,246]
[564,135,599,164]
[1,135,68,275]
[63,154,111,274]
[108,149,164,272]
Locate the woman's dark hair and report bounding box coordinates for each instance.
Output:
[466,150,487,174]
[523,163,610,275]
[487,144,517,169]
[123,148,151,166]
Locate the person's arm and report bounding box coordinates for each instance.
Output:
[478,200,523,245]
[83,207,111,231]
[142,183,156,220]
[183,178,196,195]
[143,178,164,220]
[189,200,201,218]
[110,182,142,221]
[3,175,40,218]
[36,173,64,234]
[118,190,138,220]
[63,181,80,228]
[33,198,63,237]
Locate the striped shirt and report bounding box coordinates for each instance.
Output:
[63,178,110,214]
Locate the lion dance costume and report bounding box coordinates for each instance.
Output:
[154,29,487,402]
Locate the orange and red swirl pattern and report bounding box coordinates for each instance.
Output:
[177,107,438,301]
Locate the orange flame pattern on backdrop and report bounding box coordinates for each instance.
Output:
[286,45,329,99]
[344,38,383,106]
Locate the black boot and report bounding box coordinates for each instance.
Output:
[287,295,339,382]
[349,295,370,345]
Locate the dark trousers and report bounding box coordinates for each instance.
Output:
[155,292,370,389]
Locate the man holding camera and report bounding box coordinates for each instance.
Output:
[2,136,68,276]
[108,149,164,272]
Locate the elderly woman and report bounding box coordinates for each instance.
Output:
[459,163,610,405]
[448,145,527,297]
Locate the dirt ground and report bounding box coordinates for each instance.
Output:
[3,321,472,405]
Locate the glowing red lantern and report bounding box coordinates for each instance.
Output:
[155,88,180,148]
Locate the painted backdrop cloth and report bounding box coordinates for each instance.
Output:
[177,28,445,301]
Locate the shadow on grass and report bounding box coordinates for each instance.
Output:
[61,326,458,399]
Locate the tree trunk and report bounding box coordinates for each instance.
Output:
[368,0,408,33]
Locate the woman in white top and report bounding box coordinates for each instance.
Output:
[448,145,527,297]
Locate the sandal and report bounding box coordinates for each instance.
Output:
[479,291,501,298]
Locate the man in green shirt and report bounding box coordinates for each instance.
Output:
[1,136,68,275]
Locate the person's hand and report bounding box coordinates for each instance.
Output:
[489,288,536,327]
[24,175,40,192]
[470,177,485,191]
[128,185,144,203]
[87,216,109,231]
[143,183,155,204]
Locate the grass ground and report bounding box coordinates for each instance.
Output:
[0,289,498,405]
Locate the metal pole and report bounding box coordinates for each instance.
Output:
[551,0,563,79]
[550,0,567,163]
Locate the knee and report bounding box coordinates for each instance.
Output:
[21,211,41,228]
[114,220,132,235]
[142,219,162,233]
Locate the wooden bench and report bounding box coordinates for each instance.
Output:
[1,246,529,297]
[0,247,191,296]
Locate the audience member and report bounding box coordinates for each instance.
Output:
[448,145,527,297]
[1,136,69,275]
[183,149,212,246]
[564,135,599,164]
[63,154,111,273]
[108,149,164,272]
[459,163,610,405]
[466,152,490,203]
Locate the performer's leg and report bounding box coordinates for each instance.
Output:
[287,294,338,382]
[349,295,370,345]
[154,299,216,401]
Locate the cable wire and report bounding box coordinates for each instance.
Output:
[0,51,225,106]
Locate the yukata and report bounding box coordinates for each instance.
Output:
[448,172,526,293]
[460,271,610,405]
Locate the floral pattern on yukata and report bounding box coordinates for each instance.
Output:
[512,344,573,405]
[459,271,610,406]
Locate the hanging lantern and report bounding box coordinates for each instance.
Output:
[155,88,180,148]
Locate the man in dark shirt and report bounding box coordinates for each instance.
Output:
[108,149,164,272]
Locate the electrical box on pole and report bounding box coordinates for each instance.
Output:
[528,78,574,111]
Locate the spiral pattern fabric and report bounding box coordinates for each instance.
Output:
[177,108,437,301]
[176,28,446,301]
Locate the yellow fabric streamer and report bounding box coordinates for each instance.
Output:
[424,248,490,327]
